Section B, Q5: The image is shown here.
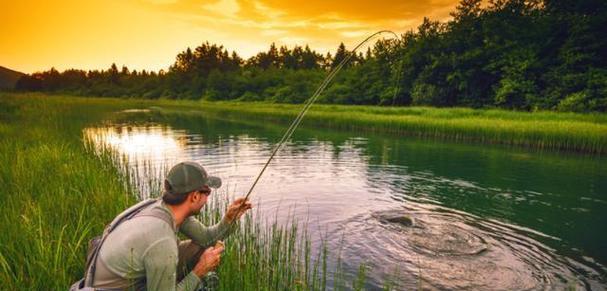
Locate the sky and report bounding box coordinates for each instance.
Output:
[1,0,459,74]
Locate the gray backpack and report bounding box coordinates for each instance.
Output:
[69,199,172,291]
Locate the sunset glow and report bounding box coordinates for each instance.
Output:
[1,0,458,73]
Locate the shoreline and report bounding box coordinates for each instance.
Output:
[0,92,373,290]
[4,92,606,154]
[143,96,606,155]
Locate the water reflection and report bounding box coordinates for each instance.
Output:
[84,126,188,162]
[84,126,194,197]
[84,112,607,290]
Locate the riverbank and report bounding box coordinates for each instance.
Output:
[195,102,607,155]
[2,92,604,289]
[7,92,607,154]
[136,97,606,155]
[0,93,381,290]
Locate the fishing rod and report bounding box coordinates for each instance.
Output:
[212,30,402,248]
[241,30,401,203]
[214,30,402,266]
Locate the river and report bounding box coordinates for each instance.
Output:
[84,109,607,290]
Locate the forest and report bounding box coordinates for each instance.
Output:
[14,0,607,112]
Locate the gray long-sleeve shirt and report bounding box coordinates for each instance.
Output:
[92,199,232,291]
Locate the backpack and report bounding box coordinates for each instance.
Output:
[69,198,172,291]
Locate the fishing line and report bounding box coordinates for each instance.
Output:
[212,30,403,255]
[207,31,407,281]
[242,30,401,202]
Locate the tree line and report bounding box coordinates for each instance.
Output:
[15,0,607,112]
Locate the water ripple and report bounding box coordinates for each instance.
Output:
[83,121,607,290]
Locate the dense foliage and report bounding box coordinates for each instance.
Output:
[15,0,607,112]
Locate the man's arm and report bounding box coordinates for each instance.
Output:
[179,216,234,248]
[180,198,251,247]
[143,237,201,291]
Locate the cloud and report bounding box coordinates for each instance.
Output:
[133,0,458,55]
[203,0,240,17]
[138,0,457,28]
[254,0,441,21]
[2,0,460,72]
[340,30,375,38]
[262,29,287,36]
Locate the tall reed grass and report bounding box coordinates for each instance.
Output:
[0,94,140,290]
[2,92,600,289]
[8,92,607,154]
[189,101,607,154]
[0,93,395,289]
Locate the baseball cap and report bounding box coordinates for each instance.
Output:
[164,161,222,195]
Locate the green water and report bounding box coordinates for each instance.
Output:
[87,110,607,290]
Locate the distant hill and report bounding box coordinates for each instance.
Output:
[0,66,25,90]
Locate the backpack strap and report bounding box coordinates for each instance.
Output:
[83,198,159,287]
[134,205,175,231]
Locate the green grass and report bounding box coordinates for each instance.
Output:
[8,92,607,154]
[1,92,603,289]
[189,101,607,154]
[82,94,605,154]
[0,93,396,290]
[0,94,141,290]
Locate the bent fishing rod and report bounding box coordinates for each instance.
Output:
[240,30,401,204]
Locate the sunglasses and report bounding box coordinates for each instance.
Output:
[197,186,212,196]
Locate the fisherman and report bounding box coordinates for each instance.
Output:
[82,161,251,291]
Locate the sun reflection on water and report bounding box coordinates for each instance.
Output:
[85,125,186,159]
[83,125,192,198]
[82,120,607,289]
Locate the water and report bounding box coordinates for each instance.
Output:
[84,110,607,290]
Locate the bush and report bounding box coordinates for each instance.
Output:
[411,82,445,106]
[557,91,588,112]
[237,91,262,101]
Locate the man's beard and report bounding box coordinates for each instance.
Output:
[190,206,203,216]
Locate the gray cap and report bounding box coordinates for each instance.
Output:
[164,161,222,195]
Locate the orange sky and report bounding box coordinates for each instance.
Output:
[1,0,458,74]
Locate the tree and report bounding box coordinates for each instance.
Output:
[331,43,349,69]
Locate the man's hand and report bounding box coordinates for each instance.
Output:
[193,244,224,278]
[225,197,252,224]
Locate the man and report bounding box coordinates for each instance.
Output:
[91,161,252,290]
